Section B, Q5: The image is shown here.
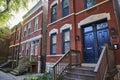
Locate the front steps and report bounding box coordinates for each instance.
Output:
[10,68,19,76]
[64,65,96,80]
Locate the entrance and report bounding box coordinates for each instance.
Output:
[82,20,110,63]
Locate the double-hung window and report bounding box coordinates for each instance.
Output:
[34,16,38,31]
[62,29,70,54]
[23,26,27,37]
[22,45,24,56]
[62,0,69,17]
[26,43,29,56]
[50,33,57,55]
[51,4,57,22]
[28,22,31,34]
[85,0,96,8]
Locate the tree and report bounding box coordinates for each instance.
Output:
[0,0,38,26]
[0,26,10,64]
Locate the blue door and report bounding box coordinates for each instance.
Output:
[83,21,110,63]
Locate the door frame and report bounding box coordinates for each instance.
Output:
[81,19,110,63]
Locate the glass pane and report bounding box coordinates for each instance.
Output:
[52,34,56,44]
[84,26,93,32]
[63,7,69,16]
[64,42,70,53]
[97,22,108,30]
[52,5,57,15]
[64,30,70,41]
[63,0,69,8]
[86,0,96,8]
[52,45,56,54]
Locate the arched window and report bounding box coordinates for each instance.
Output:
[50,33,57,55]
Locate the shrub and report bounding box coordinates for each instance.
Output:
[18,57,31,75]
[26,73,51,80]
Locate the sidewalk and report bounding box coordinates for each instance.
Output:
[8,73,41,80]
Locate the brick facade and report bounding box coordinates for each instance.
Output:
[9,0,120,75]
[46,0,120,72]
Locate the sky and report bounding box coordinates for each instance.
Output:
[8,1,38,29]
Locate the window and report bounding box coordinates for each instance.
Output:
[85,0,96,8]
[50,33,57,55]
[23,26,27,36]
[31,40,39,55]
[22,45,24,56]
[62,29,70,54]
[28,22,31,34]
[16,31,19,40]
[34,16,39,31]
[26,43,29,56]
[62,0,69,17]
[51,4,57,22]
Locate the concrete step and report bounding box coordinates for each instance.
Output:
[10,71,19,76]
[64,76,95,80]
[64,66,96,80]
[69,67,95,74]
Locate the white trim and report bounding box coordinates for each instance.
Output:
[23,1,43,20]
[81,63,96,67]
[50,0,58,8]
[24,11,43,25]
[47,54,63,57]
[9,43,20,48]
[28,28,42,36]
[49,28,58,36]
[76,0,110,15]
[38,61,41,73]
[47,13,75,27]
[78,13,110,28]
[60,24,72,33]
[21,35,42,44]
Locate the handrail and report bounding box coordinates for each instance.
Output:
[94,46,107,72]
[52,49,81,80]
[94,44,109,80]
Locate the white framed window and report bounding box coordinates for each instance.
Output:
[50,33,57,55]
[62,29,70,54]
[28,22,31,34]
[22,45,24,56]
[23,25,27,36]
[34,16,39,31]
[26,43,29,56]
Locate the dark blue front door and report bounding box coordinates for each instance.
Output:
[83,21,110,63]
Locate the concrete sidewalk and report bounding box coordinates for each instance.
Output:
[8,73,41,80]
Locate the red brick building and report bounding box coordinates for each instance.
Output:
[9,0,120,79]
[46,0,120,78]
[9,23,22,62]
[9,0,48,73]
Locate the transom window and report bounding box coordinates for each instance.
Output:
[34,16,39,31]
[51,4,57,22]
[50,33,57,55]
[85,0,96,8]
[62,29,70,54]
[62,0,69,17]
